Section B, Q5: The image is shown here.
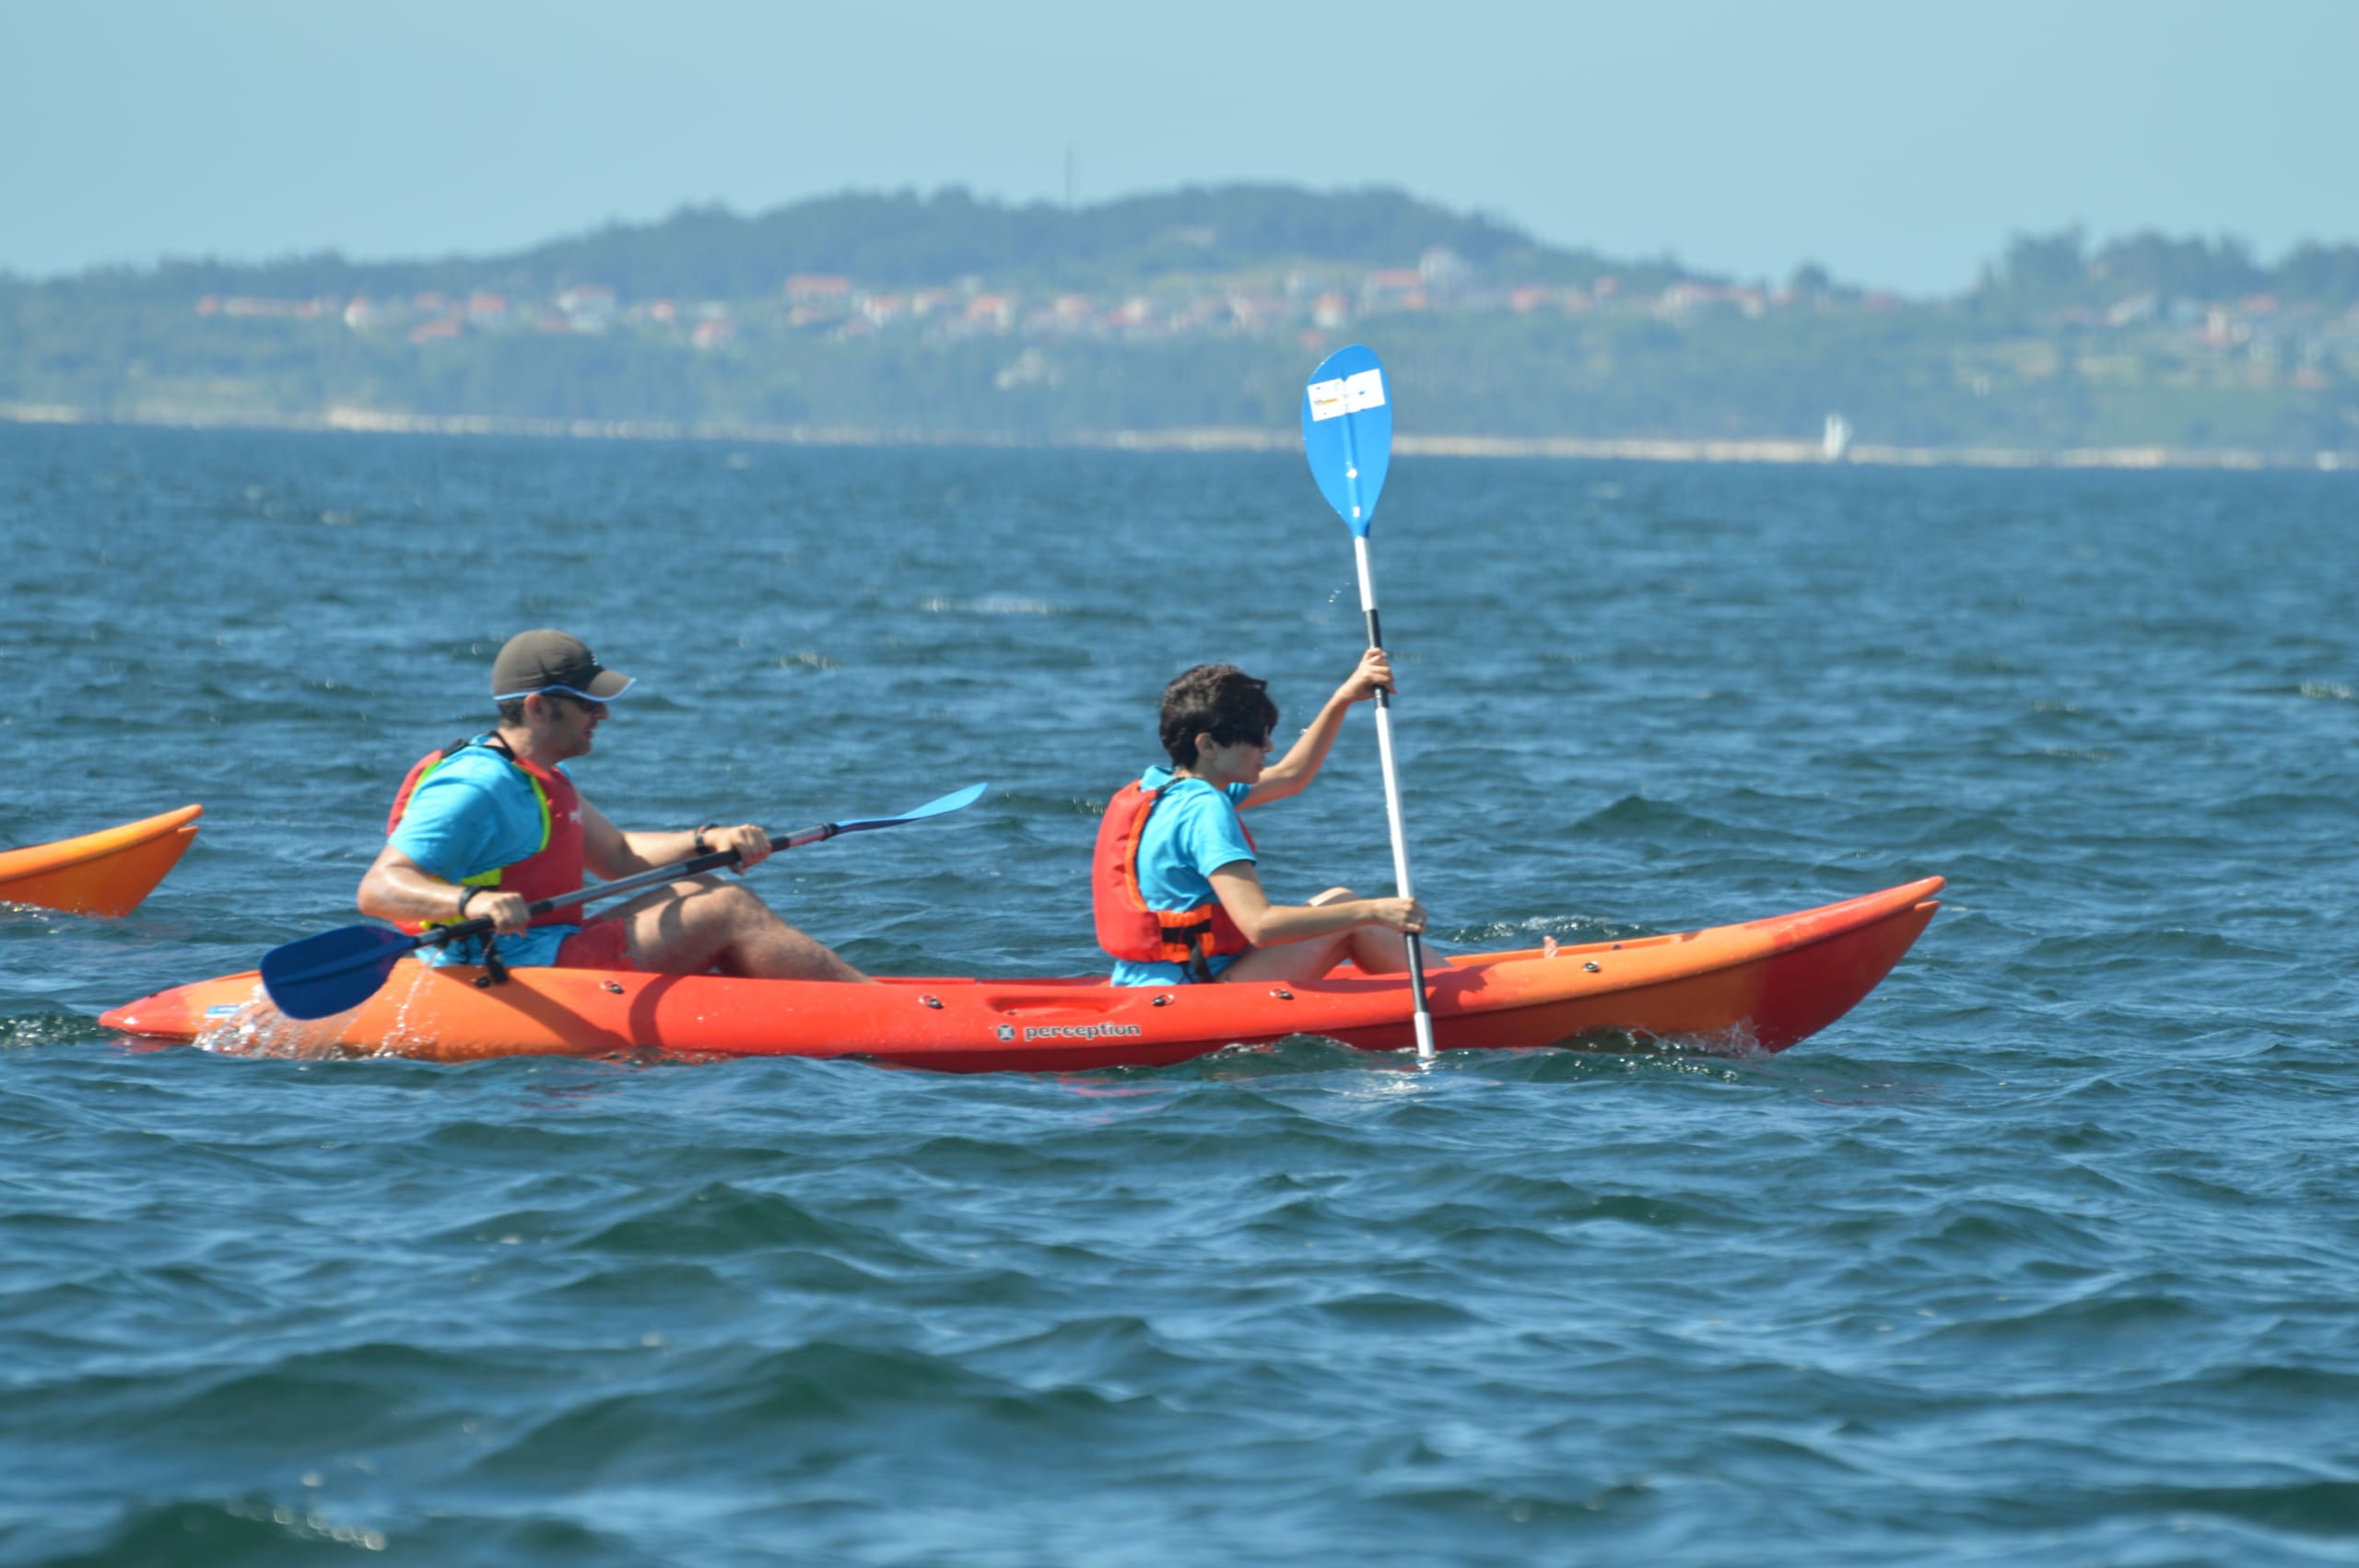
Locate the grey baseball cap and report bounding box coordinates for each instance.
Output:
[489,629,635,702]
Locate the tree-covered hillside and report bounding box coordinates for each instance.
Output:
[3,186,2354,460]
[17,185,1673,308]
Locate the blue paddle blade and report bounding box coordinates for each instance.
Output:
[261,923,418,1020]
[1301,344,1393,538]
[833,781,988,835]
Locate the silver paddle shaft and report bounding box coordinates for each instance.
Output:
[1354,534,1438,1063]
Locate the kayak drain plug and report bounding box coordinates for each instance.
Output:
[1270,989,1293,1000]
[1585,962,1602,973]
[921,995,944,1009]
[603,981,625,994]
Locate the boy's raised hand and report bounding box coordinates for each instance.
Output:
[1341,646,1396,703]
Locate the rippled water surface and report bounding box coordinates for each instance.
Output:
[5,423,2357,1564]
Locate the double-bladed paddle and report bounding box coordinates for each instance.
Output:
[1302,345,1437,1063]
[259,782,988,1020]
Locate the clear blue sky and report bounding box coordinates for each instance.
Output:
[5,0,2353,297]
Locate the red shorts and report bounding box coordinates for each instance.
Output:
[555,917,634,971]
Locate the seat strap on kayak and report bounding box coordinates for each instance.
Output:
[473,933,511,989]
[1182,926,1214,986]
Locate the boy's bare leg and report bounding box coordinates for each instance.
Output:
[1215,886,1410,985]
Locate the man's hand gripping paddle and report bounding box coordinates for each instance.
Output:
[1301,345,1437,1063]
[260,783,988,1020]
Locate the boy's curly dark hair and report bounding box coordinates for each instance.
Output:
[1159,664,1279,768]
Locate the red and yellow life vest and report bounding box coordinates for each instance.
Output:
[1092,778,1255,977]
[386,736,587,936]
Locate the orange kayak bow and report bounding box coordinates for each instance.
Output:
[0,805,203,918]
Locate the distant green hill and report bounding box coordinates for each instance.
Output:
[2,186,2354,461]
[18,184,1679,306]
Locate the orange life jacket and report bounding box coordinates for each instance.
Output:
[1092,777,1256,978]
[385,735,587,936]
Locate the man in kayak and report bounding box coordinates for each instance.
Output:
[1095,652,1427,987]
[356,629,869,981]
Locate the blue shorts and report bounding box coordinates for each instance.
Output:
[423,918,633,971]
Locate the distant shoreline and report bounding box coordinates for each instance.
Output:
[2,402,2347,474]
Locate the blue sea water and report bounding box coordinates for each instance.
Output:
[3,421,2357,1564]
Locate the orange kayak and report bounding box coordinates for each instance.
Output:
[100,877,1941,1071]
[0,805,204,918]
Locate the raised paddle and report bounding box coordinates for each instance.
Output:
[259,782,988,1020]
[1302,345,1437,1063]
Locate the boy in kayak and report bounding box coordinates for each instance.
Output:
[356,628,868,981]
[1095,652,1426,987]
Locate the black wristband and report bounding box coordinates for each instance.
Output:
[692,825,719,856]
[456,885,483,919]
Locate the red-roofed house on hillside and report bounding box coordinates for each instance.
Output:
[1361,270,1427,311]
[1364,269,1422,294]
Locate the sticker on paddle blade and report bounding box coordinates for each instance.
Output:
[1306,368,1385,421]
[1301,344,1393,537]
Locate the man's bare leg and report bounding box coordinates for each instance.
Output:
[610,876,871,981]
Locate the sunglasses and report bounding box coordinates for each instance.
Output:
[493,683,613,704]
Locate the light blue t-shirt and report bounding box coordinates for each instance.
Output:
[389,739,580,967]
[1109,766,1256,987]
